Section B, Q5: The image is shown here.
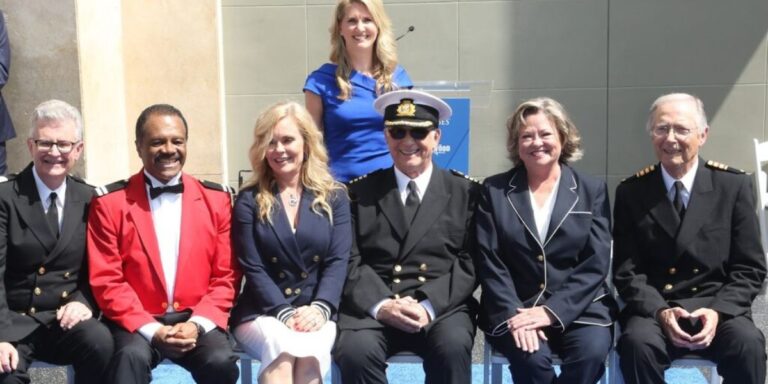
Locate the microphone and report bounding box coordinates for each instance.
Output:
[396,26,415,41]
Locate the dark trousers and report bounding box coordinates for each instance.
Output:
[334,309,475,384]
[487,323,612,384]
[105,315,239,384]
[618,314,767,384]
[0,318,114,384]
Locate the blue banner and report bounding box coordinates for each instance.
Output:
[433,98,470,174]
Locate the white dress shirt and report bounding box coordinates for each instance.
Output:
[369,165,436,322]
[32,166,65,231]
[138,171,214,341]
[660,158,698,209]
[529,175,560,243]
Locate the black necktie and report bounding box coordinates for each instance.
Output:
[404,181,420,225]
[146,177,184,199]
[47,192,59,238]
[673,181,686,220]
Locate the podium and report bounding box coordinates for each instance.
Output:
[412,81,492,176]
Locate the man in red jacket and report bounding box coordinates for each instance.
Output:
[88,104,241,384]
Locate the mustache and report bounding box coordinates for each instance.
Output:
[153,154,180,162]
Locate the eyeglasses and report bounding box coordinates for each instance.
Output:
[32,139,80,154]
[651,125,695,139]
[387,127,432,141]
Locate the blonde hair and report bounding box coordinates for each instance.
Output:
[244,101,345,223]
[506,97,583,165]
[329,0,399,100]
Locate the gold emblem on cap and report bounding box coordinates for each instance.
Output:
[396,99,416,117]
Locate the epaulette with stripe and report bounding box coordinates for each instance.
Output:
[0,173,16,183]
[622,164,656,183]
[347,168,386,185]
[705,160,745,174]
[347,174,368,185]
[450,169,481,184]
[199,179,236,196]
[95,179,128,197]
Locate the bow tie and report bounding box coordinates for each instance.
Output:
[145,177,184,199]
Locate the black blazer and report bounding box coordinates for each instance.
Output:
[476,165,615,335]
[613,159,766,319]
[229,187,351,326]
[0,163,95,342]
[338,167,480,330]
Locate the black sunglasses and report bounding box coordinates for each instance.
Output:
[387,127,432,141]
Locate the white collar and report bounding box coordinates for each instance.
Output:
[660,158,698,194]
[32,166,66,206]
[394,164,433,202]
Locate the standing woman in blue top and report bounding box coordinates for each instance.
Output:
[304,0,412,182]
[476,98,616,384]
[230,101,352,383]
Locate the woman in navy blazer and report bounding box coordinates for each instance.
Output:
[477,98,616,384]
[230,101,351,383]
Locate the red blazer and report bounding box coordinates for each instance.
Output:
[87,171,240,332]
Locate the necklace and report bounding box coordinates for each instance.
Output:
[288,193,298,207]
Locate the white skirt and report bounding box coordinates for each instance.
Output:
[233,315,337,379]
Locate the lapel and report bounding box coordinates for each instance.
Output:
[295,190,326,271]
[399,168,451,259]
[505,166,543,249]
[48,176,90,258]
[675,160,715,256]
[269,185,304,271]
[177,173,205,278]
[125,172,167,290]
[13,164,57,253]
[644,165,681,240]
[542,166,579,248]
[376,168,408,241]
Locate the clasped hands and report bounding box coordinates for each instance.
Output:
[284,305,326,333]
[152,322,200,359]
[657,307,718,350]
[376,296,430,333]
[507,306,554,353]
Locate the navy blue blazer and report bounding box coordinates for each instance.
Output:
[229,187,352,327]
[476,165,615,335]
[0,12,16,144]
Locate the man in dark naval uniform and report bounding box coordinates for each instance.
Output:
[613,93,767,384]
[0,100,113,383]
[333,90,480,384]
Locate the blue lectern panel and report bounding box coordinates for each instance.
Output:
[433,98,470,174]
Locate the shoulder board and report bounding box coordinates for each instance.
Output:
[68,174,94,187]
[450,169,481,184]
[347,168,386,185]
[199,179,236,195]
[705,160,745,174]
[95,179,128,197]
[622,164,656,183]
[0,173,16,183]
[347,174,369,185]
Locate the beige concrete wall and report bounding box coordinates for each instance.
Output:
[222,0,768,198]
[0,1,226,186]
[121,0,225,184]
[76,0,130,185]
